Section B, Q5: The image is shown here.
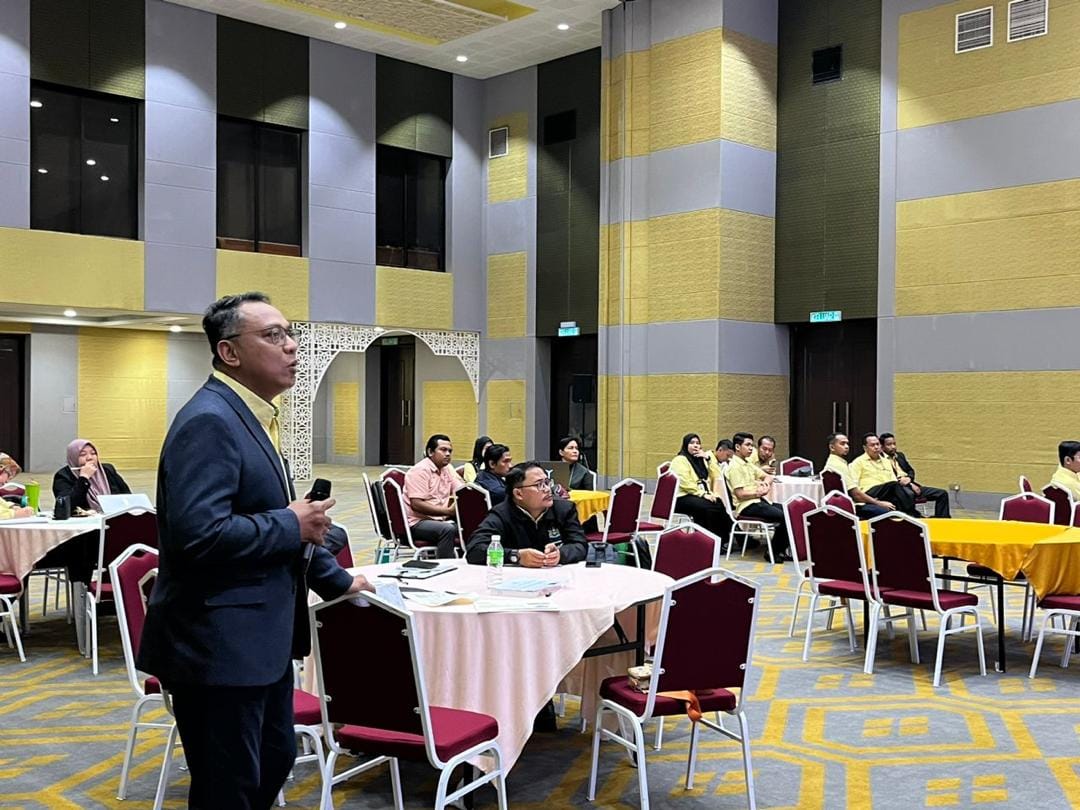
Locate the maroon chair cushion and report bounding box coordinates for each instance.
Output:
[587,531,634,544]
[818,579,872,600]
[881,589,977,610]
[89,581,113,600]
[599,676,736,717]
[1040,594,1080,611]
[293,688,323,726]
[144,676,161,695]
[0,573,22,595]
[637,520,665,532]
[337,706,498,762]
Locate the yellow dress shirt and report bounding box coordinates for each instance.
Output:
[669,455,711,497]
[849,453,898,492]
[824,453,851,489]
[0,498,16,520]
[748,448,774,478]
[1050,465,1080,501]
[725,455,761,515]
[462,463,478,484]
[214,371,281,451]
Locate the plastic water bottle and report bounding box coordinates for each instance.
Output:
[486,535,504,588]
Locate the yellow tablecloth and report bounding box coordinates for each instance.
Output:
[568,490,610,525]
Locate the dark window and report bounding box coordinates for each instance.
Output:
[376,145,447,271]
[812,45,843,84]
[30,83,139,239]
[216,117,302,256]
[543,110,577,145]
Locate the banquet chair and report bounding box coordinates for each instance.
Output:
[0,571,25,662]
[820,470,844,498]
[800,506,872,662]
[656,461,672,478]
[823,490,856,515]
[585,478,644,567]
[454,484,492,555]
[1042,484,1074,527]
[784,495,844,638]
[381,467,407,488]
[381,478,438,559]
[309,590,508,810]
[1073,502,1080,528]
[1019,475,1033,493]
[587,567,760,810]
[780,456,814,476]
[635,473,681,564]
[1028,592,1080,678]
[362,472,395,562]
[87,508,158,675]
[867,514,985,687]
[714,465,778,564]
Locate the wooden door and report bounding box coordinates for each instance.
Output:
[378,337,415,465]
[0,336,25,464]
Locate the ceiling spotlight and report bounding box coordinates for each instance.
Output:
[169,324,182,333]
[109,117,119,123]
[456,55,468,62]
[334,20,347,29]
[30,99,43,108]
[100,175,110,181]
[85,159,97,166]
[36,167,48,174]
[63,309,77,318]
[557,22,570,30]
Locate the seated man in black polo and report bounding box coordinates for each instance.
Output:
[465,461,589,567]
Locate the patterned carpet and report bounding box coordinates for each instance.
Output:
[2,466,1079,809]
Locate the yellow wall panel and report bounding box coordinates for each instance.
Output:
[606,50,651,160]
[375,266,453,329]
[895,371,1080,493]
[719,209,775,322]
[77,329,167,470]
[422,381,478,453]
[216,251,309,322]
[650,29,723,153]
[331,382,360,457]
[485,379,526,456]
[0,228,144,311]
[898,0,1080,129]
[720,29,778,151]
[487,111,528,203]
[0,322,32,334]
[643,209,721,323]
[486,252,527,338]
[896,179,1080,314]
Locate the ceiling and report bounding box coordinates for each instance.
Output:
[165,0,618,79]
[0,303,202,333]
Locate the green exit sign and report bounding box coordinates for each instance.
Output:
[557,326,580,337]
[809,310,842,323]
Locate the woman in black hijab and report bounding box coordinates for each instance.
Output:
[666,433,733,543]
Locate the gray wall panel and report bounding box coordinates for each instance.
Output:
[0,0,28,229]
[723,0,778,44]
[647,141,721,218]
[145,0,213,110]
[651,0,723,46]
[28,329,77,472]
[145,102,215,168]
[450,74,485,333]
[308,259,376,325]
[606,155,649,224]
[143,243,216,314]
[896,100,1080,201]
[308,131,375,195]
[144,160,214,192]
[310,43,374,141]
[308,206,375,264]
[144,184,215,247]
[166,333,210,425]
[876,315,896,428]
[481,338,532,381]
[602,320,789,376]
[0,134,27,165]
[877,129,896,317]
[720,140,776,217]
[0,73,29,143]
[485,199,531,255]
[308,185,374,214]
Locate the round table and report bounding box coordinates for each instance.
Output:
[770,475,824,505]
[567,489,610,524]
[0,515,103,581]
[335,560,671,772]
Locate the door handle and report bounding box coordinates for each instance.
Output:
[844,401,850,434]
[831,401,838,433]
[401,400,406,427]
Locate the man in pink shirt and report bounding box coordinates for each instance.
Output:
[404,434,464,558]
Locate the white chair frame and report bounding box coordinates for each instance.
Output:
[383,478,439,560]
[1029,603,1080,678]
[799,506,868,661]
[784,495,844,638]
[635,472,681,567]
[779,456,814,476]
[0,582,25,663]
[716,463,777,564]
[594,478,645,568]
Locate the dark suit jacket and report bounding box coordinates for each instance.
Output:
[137,375,352,688]
[465,497,588,565]
[53,463,131,511]
[893,451,916,481]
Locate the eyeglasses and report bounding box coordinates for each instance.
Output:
[515,479,553,492]
[223,326,296,346]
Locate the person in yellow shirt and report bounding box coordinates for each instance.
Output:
[1050,440,1080,503]
[849,433,917,516]
[668,433,734,544]
[749,435,778,477]
[463,436,492,484]
[726,432,791,562]
[823,433,852,485]
[823,433,886,518]
[0,453,35,520]
[707,439,734,494]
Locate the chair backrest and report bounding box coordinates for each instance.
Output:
[97,509,158,584]
[367,476,393,542]
[380,478,415,549]
[584,468,598,491]
[780,456,814,476]
[1019,474,1033,493]
[868,513,939,604]
[1042,484,1073,526]
[604,478,644,537]
[361,472,384,538]
[657,461,671,478]
[334,536,354,568]
[649,472,679,524]
[820,469,844,496]
[783,494,818,564]
[823,490,856,515]
[454,465,466,478]
[648,567,759,715]
[381,467,407,488]
[108,543,158,696]
[1073,501,1080,528]
[653,523,722,581]
[999,492,1054,524]
[803,505,868,590]
[455,484,492,551]
[311,591,445,767]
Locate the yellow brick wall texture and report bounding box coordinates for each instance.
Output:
[487,111,529,203]
[896,178,1080,315]
[485,379,526,457]
[898,0,1080,129]
[375,266,453,329]
[895,371,1080,493]
[332,382,360,457]
[649,29,722,153]
[422,381,478,452]
[0,228,144,311]
[604,49,651,161]
[720,29,777,151]
[77,329,167,470]
[486,252,527,338]
[216,250,309,322]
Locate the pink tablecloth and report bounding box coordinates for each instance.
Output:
[323,560,671,772]
[0,516,103,579]
[770,475,824,506]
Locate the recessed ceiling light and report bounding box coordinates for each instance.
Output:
[36,168,48,174]
[109,117,119,123]
[169,325,182,333]
[30,99,43,108]
[100,175,110,182]
[85,159,97,166]
[63,309,77,318]
[557,23,570,30]
[456,55,468,62]
[334,20,347,29]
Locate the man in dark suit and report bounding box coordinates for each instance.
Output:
[880,432,951,518]
[138,292,371,809]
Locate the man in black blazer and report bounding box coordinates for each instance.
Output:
[880,432,951,518]
[138,292,371,809]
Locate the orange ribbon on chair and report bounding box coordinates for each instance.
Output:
[657,690,702,722]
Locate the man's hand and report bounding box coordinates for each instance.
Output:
[519,548,546,568]
[898,475,912,486]
[288,497,336,544]
[14,506,34,518]
[910,482,922,495]
[346,574,374,595]
[877,500,896,511]
[543,543,562,567]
